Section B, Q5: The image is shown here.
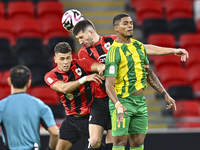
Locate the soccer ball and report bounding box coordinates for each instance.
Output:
[62,9,84,32]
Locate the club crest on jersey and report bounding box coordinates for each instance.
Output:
[104,42,111,50]
[65,93,74,100]
[109,65,115,74]
[97,54,107,63]
[75,68,82,76]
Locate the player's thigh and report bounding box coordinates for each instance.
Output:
[105,129,113,144]
[90,96,110,129]
[56,139,72,150]
[110,109,131,137]
[89,124,104,143]
[60,115,89,145]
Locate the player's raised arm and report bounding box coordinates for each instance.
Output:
[144,44,189,61]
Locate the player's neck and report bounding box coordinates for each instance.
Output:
[116,37,131,44]
[94,34,100,45]
[11,86,27,94]
[116,34,131,44]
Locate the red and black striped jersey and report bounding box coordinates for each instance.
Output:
[45,59,94,115]
[78,35,117,98]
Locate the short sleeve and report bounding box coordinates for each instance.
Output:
[104,46,121,77]
[137,40,149,65]
[40,102,56,129]
[44,71,59,88]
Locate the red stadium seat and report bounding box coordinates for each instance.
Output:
[15,19,42,39]
[179,33,200,53]
[156,67,187,90]
[30,86,60,105]
[37,1,64,19]
[7,1,35,20]
[187,64,200,85]
[164,0,193,21]
[42,19,70,45]
[0,70,10,88]
[147,33,176,61]
[153,55,182,73]
[197,19,200,33]
[0,2,5,19]
[184,51,200,68]
[147,33,176,48]
[135,0,163,26]
[173,100,200,118]
[0,86,10,100]
[192,80,200,99]
[0,20,15,45]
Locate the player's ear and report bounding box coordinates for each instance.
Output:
[114,25,118,32]
[27,79,31,88]
[7,77,12,86]
[54,55,57,63]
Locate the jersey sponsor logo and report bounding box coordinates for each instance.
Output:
[104,42,111,50]
[97,54,107,63]
[126,51,131,56]
[75,68,82,76]
[65,93,74,100]
[109,65,115,74]
[47,77,53,84]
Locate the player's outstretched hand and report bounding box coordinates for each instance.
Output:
[86,73,105,84]
[164,94,177,111]
[174,48,189,62]
[117,106,127,124]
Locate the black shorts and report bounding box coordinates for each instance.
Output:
[89,96,111,130]
[59,115,89,149]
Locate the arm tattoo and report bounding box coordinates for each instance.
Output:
[146,67,167,97]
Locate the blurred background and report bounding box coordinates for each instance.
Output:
[0,0,200,149]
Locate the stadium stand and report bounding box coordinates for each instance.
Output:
[168,18,196,39]
[30,86,60,105]
[164,0,193,21]
[7,1,35,20]
[0,2,5,19]
[134,0,163,26]
[15,19,42,39]
[0,20,16,45]
[36,1,64,19]
[142,18,169,41]
[41,19,70,45]
[179,33,200,53]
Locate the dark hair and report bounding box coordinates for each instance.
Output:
[10,65,30,89]
[73,19,95,36]
[113,13,130,27]
[54,42,72,54]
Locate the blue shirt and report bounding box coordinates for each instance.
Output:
[0,93,56,150]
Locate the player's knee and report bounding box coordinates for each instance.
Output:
[90,138,101,148]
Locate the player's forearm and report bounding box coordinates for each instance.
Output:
[53,79,86,94]
[49,134,59,150]
[91,62,104,73]
[48,126,59,150]
[144,44,175,56]
[145,67,167,96]
[105,79,119,105]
